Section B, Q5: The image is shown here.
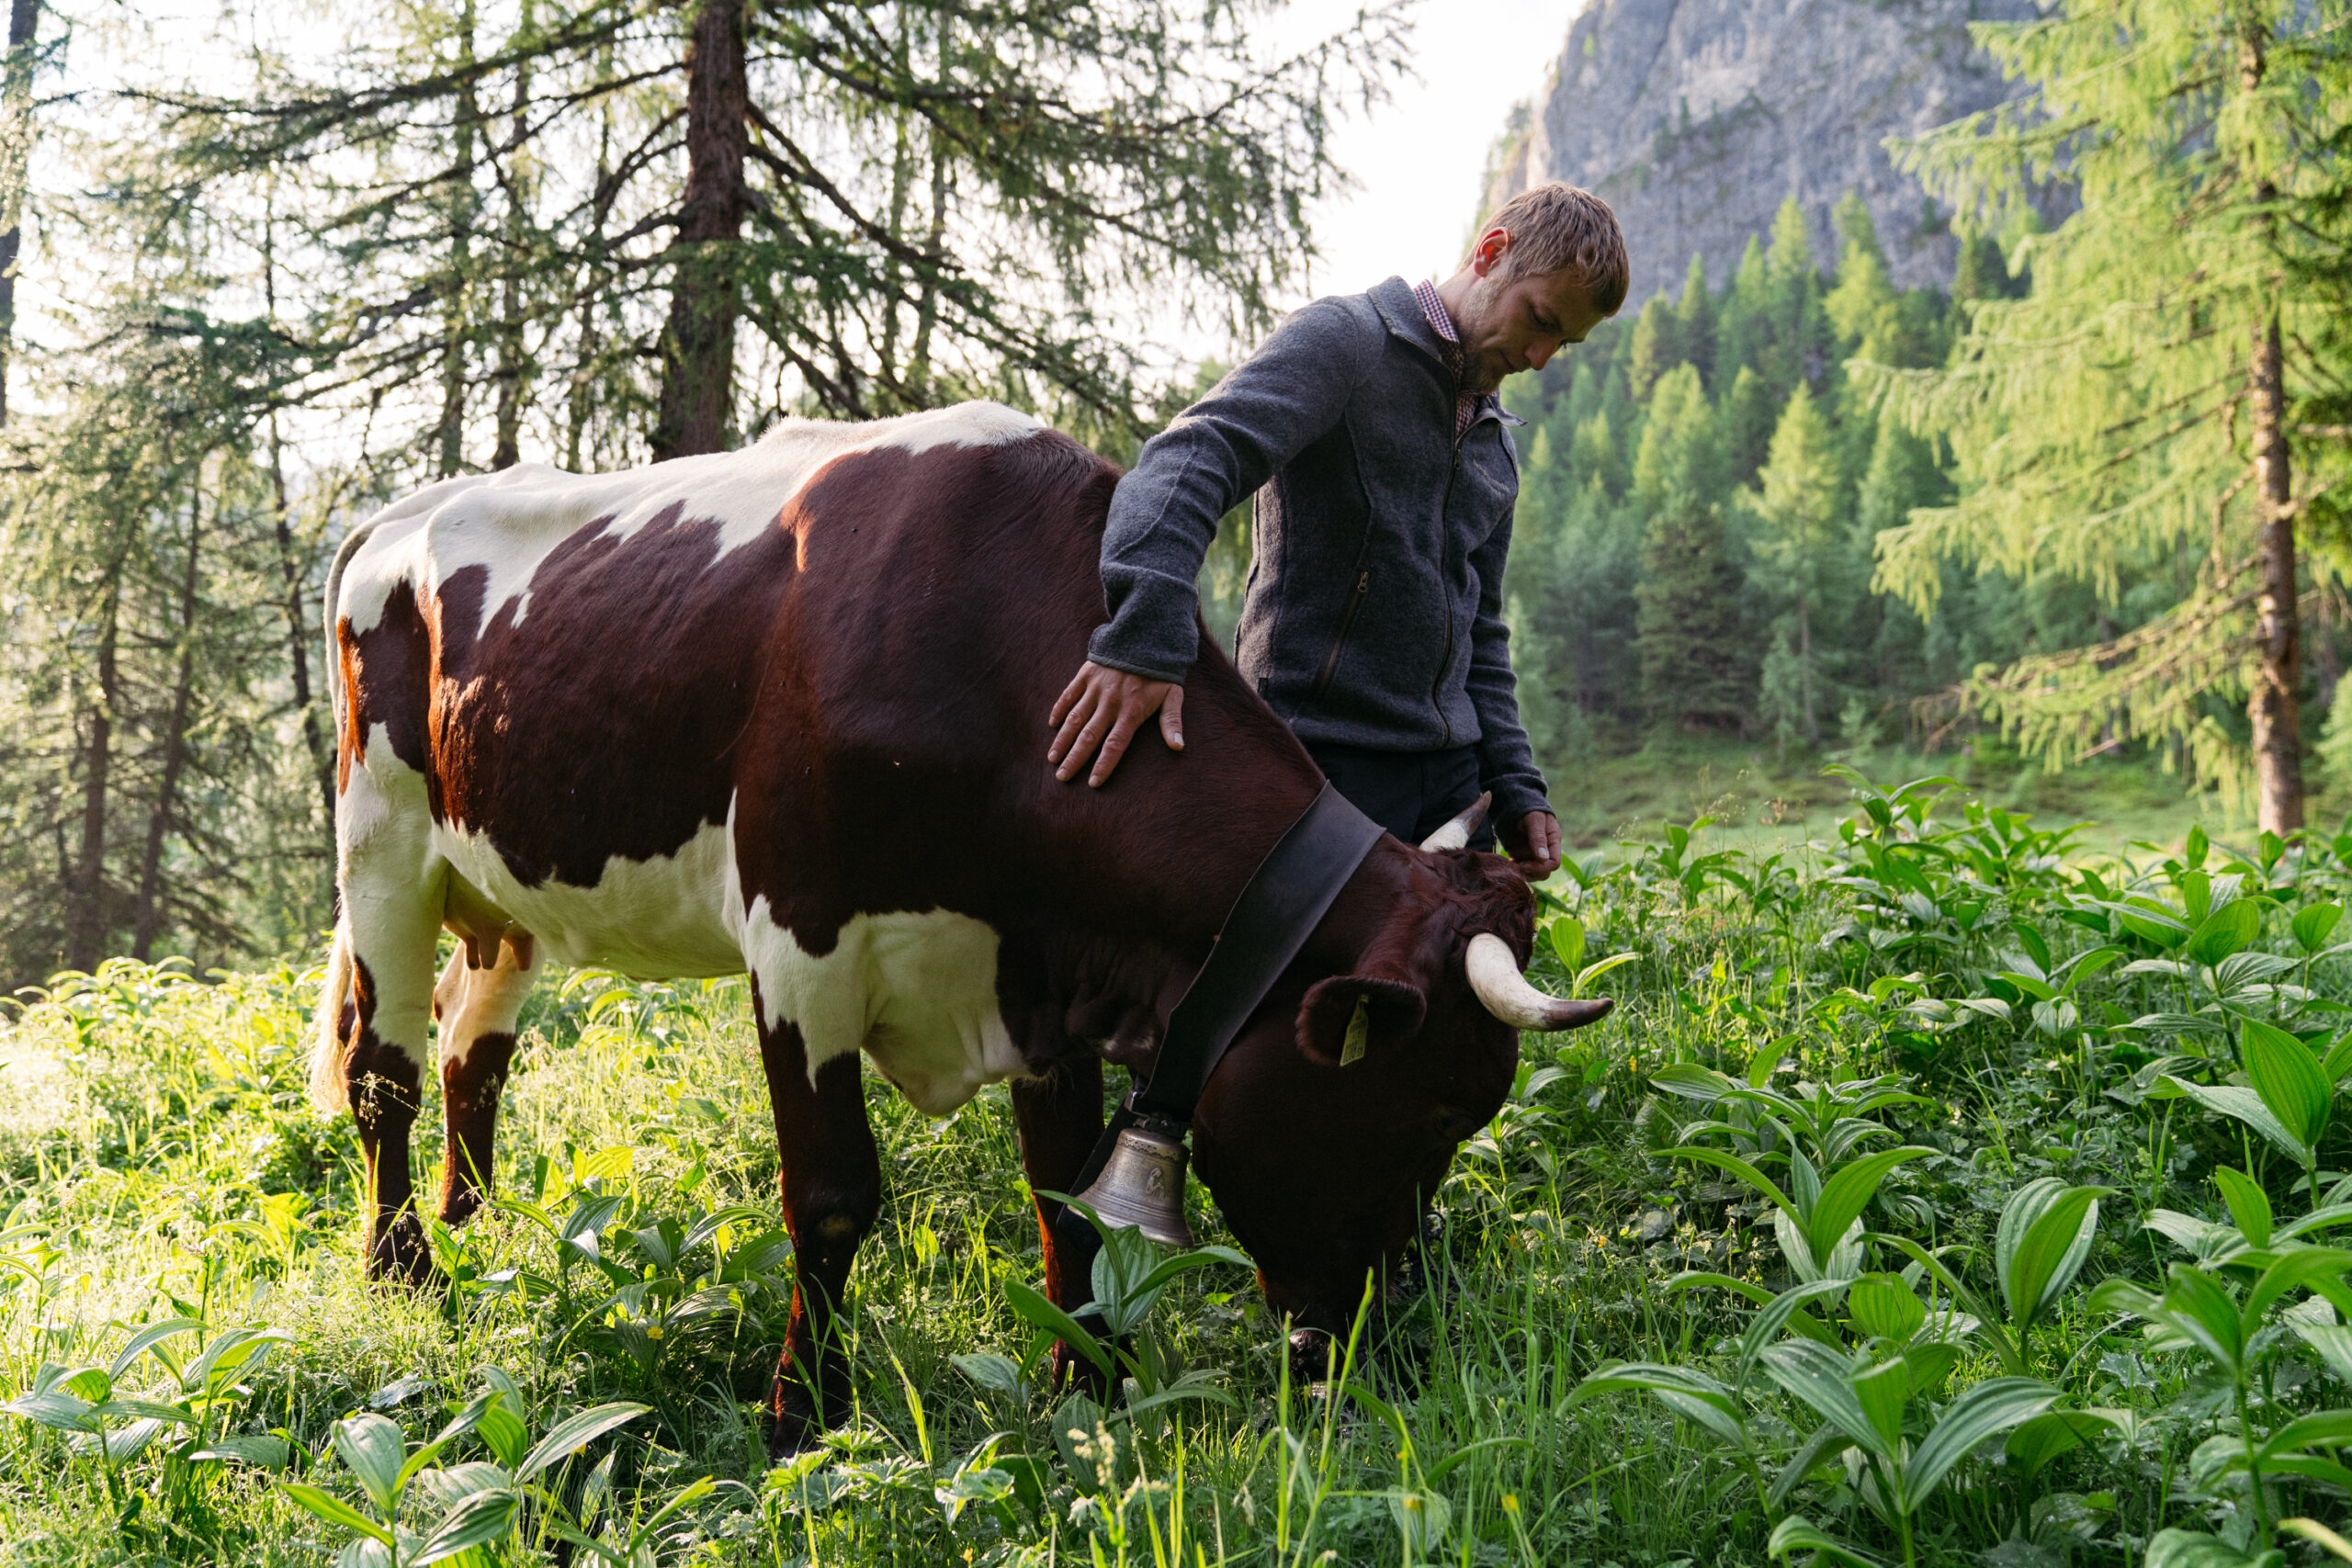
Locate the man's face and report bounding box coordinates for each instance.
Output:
[1451,240,1611,393]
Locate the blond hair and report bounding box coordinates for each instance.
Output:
[1470,184,1629,315]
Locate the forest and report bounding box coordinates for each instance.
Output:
[5,0,2352,1565]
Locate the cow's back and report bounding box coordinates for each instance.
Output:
[331,401,1112,981]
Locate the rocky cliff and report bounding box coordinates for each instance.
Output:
[1483,0,2040,302]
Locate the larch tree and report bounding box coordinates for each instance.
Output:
[1871,0,2352,831]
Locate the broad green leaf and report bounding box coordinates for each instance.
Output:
[1740,1280,1850,1379]
[2117,898,2192,949]
[281,1481,392,1545]
[2243,1019,2333,1149]
[951,1352,1025,1397]
[474,1401,528,1471]
[2294,903,2345,955]
[1129,1245,1251,1303]
[2282,1517,2352,1563]
[1758,1340,1884,1458]
[2188,900,2260,965]
[2005,1409,2123,1479]
[2295,1321,2352,1388]
[1664,1271,1779,1308]
[2258,1409,2352,1462]
[2143,1528,2285,1568]
[514,1403,648,1481]
[1667,1146,1798,1224]
[1766,1515,1886,1567]
[1575,951,1640,997]
[1872,1234,2024,1375]
[1805,1147,1935,1274]
[2161,1265,2249,1374]
[2241,1247,2352,1331]
[1568,1363,1747,1447]
[411,1489,517,1565]
[1902,1375,2058,1506]
[1849,1273,1926,1343]
[2213,1168,2274,1250]
[333,1414,408,1516]
[191,1435,291,1469]
[1996,1179,2109,1330]
[107,1319,202,1382]
[1547,915,1585,973]
[1001,1279,1113,1377]
[2165,1079,2311,1167]
[1852,1358,1910,1450]
[1650,1064,1736,1102]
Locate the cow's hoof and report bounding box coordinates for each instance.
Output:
[767,1391,825,1461]
[366,1215,436,1290]
[1049,1338,1114,1401]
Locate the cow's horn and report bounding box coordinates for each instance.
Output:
[1464,932,1613,1032]
[1419,791,1492,852]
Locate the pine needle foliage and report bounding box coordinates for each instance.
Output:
[1866,0,2352,828]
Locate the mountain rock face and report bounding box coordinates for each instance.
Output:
[1483,0,2040,303]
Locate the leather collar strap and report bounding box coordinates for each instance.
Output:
[1133,781,1385,1117]
[1061,783,1384,1209]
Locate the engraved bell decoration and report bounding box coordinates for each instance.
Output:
[1070,1116,1194,1248]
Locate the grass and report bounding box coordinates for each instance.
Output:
[0,768,2346,1565]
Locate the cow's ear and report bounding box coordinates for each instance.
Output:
[1295,974,1427,1066]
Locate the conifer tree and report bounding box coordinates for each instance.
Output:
[1876,0,2352,829]
[1623,294,1679,400]
[1748,383,1844,744]
[1675,253,1716,389]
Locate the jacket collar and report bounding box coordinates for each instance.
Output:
[1370,276,1459,376]
[1366,276,1527,436]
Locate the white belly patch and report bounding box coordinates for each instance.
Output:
[426,801,1023,1116]
[429,816,744,979]
[740,896,1024,1117]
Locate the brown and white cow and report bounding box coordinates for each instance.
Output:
[311,402,1608,1451]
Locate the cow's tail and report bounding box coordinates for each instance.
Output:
[310,919,355,1115]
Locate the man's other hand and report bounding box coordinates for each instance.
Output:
[1504,811,1563,880]
[1049,662,1184,787]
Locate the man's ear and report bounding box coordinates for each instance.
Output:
[1295,973,1427,1067]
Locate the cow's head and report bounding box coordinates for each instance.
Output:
[1189,805,1611,1371]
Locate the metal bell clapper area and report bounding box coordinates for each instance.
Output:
[1069,1114,1194,1247]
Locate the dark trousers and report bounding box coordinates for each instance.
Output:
[1304,740,1497,851]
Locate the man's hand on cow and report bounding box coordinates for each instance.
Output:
[1504,810,1563,880]
[1048,661,1185,787]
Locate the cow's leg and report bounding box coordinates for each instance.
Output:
[755,1014,881,1456]
[430,931,537,1227]
[1010,1055,1113,1393]
[335,769,445,1286]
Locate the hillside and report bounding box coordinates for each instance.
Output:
[1483,0,2039,301]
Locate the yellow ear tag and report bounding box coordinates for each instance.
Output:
[1340,992,1371,1066]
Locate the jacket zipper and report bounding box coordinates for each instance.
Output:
[1430,449,1462,743]
[1311,570,1372,700]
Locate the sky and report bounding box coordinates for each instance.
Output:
[1253,0,1589,306]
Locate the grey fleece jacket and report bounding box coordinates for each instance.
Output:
[1088,275,1551,827]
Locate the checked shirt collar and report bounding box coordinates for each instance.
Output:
[1412,277,1502,441]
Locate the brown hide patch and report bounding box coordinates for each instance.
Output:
[338,583,433,792]
[430,502,786,887]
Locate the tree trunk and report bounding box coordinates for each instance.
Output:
[652,0,749,461]
[2240,21,2303,834]
[437,0,480,478]
[135,474,204,960]
[492,3,531,469]
[2248,303,2304,834]
[1797,595,1816,744]
[67,570,121,972]
[262,200,334,826]
[0,0,40,425]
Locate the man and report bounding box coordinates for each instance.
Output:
[1047,183,1628,878]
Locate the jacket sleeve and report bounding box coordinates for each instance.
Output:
[1464,502,1553,828]
[1087,299,1379,682]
